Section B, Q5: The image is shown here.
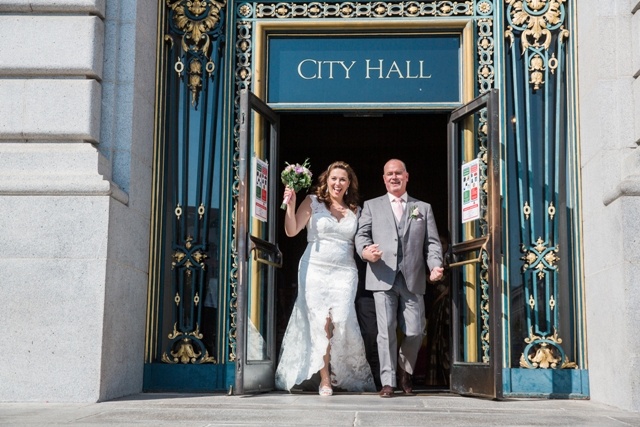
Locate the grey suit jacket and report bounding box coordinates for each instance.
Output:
[355,194,443,295]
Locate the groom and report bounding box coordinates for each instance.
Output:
[356,159,444,398]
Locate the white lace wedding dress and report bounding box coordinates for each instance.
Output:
[275,196,376,392]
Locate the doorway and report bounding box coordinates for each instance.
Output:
[275,112,451,390]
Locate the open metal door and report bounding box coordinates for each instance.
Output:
[236,90,282,394]
[448,89,503,399]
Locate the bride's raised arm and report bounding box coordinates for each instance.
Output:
[284,193,312,237]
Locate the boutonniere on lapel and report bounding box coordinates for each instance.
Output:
[408,205,421,220]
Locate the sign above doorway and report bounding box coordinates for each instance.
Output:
[267,34,461,109]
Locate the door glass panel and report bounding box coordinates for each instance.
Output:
[455,249,488,365]
[247,258,270,361]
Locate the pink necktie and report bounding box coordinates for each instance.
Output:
[392,198,404,221]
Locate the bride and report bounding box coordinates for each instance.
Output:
[276,161,376,396]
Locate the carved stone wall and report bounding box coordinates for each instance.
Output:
[578,0,640,412]
[0,0,157,402]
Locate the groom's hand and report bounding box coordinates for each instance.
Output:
[429,266,444,282]
[363,244,382,262]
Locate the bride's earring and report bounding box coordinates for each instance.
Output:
[346,188,349,195]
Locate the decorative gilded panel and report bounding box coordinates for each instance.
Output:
[503,0,579,370]
[148,0,228,368]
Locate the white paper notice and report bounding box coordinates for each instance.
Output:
[461,158,480,223]
[253,157,268,222]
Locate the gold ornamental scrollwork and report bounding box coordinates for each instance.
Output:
[523,201,531,220]
[162,338,201,363]
[520,343,561,369]
[168,322,182,339]
[161,338,217,364]
[529,54,544,90]
[519,327,577,369]
[188,60,203,106]
[167,0,227,105]
[505,0,568,91]
[238,3,251,16]
[548,53,558,74]
[439,3,452,14]
[172,236,209,274]
[520,237,559,279]
[162,323,217,364]
[174,57,185,77]
[171,251,186,268]
[477,1,492,14]
[252,1,474,19]
[167,0,226,54]
[548,202,556,220]
[505,0,566,52]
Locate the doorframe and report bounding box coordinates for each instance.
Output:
[230,10,490,393]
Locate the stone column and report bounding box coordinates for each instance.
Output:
[0,0,157,402]
[578,0,640,412]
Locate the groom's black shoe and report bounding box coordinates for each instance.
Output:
[397,365,413,394]
[379,385,394,398]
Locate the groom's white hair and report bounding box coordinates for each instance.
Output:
[385,159,408,172]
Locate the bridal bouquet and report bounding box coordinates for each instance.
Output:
[280,158,312,210]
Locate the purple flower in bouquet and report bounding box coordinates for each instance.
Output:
[280,158,312,209]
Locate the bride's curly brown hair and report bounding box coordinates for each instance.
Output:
[313,161,360,213]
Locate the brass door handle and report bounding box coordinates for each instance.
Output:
[448,256,482,268]
[248,235,283,268]
[449,239,488,269]
[250,247,283,268]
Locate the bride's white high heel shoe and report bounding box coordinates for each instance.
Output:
[319,380,333,396]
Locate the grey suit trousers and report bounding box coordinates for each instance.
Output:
[373,271,426,388]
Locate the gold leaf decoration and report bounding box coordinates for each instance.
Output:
[521,237,559,279]
[167,0,227,104]
[520,328,577,369]
[506,0,566,53]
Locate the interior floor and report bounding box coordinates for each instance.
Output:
[276,112,451,389]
